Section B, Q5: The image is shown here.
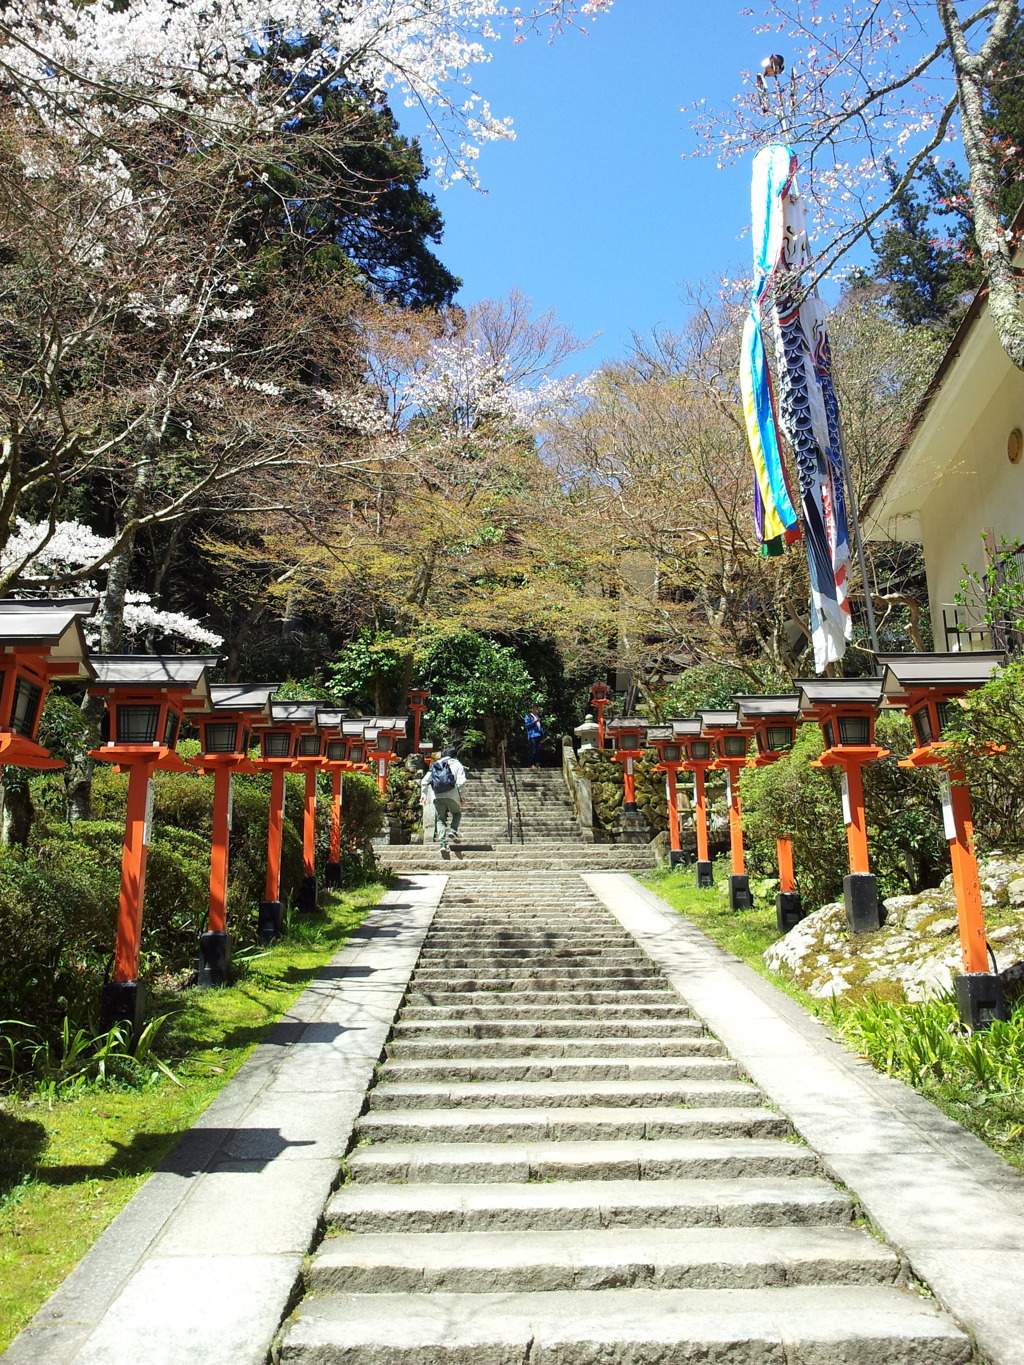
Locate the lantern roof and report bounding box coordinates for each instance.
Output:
[698,709,739,732]
[270,700,330,725]
[0,598,98,678]
[368,715,408,733]
[607,716,646,733]
[646,725,674,743]
[671,717,703,738]
[317,707,349,730]
[342,719,369,738]
[796,677,885,712]
[875,651,1006,696]
[89,654,218,702]
[733,694,802,724]
[209,683,280,715]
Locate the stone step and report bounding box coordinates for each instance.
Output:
[324,1176,853,1234]
[408,973,668,989]
[368,1078,762,1111]
[347,1137,817,1185]
[398,1003,693,1020]
[378,1056,740,1084]
[355,1105,789,1144]
[415,949,649,962]
[404,990,681,1006]
[306,1224,900,1294]
[379,857,657,872]
[386,1036,724,1059]
[278,1285,968,1364]
[392,1018,703,1038]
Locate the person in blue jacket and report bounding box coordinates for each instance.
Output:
[524,705,545,769]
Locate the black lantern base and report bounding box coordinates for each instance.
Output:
[257,900,284,944]
[729,874,753,910]
[324,860,342,889]
[776,891,805,933]
[955,972,1007,1031]
[668,850,686,870]
[844,873,883,933]
[100,980,147,1036]
[297,875,319,915]
[197,931,232,989]
[696,860,714,888]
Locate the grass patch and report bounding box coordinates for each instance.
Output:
[641,864,1024,1172]
[0,880,385,1353]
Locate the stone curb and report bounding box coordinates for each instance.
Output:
[585,872,1024,1365]
[1,876,446,1365]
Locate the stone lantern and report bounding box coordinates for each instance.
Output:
[699,709,752,910]
[0,599,96,770]
[878,650,1007,1028]
[574,713,600,752]
[194,683,278,978]
[796,676,888,933]
[88,654,218,1028]
[606,717,650,843]
[674,718,715,887]
[647,725,686,868]
[734,694,804,930]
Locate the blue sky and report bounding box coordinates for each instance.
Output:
[401,2,771,371]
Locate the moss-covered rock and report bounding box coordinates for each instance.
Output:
[765,850,1024,1001]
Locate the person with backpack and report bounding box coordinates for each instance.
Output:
[420,746,467,852]
[524,705,545,769]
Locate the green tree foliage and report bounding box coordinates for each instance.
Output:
[945,659,1024,850]
[420,631,536,753]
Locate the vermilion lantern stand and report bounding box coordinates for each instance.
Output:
[407,689,430,753]
[193,683,278,984]
[878,651,1008,1029]
[674,719,715,887]
[797,677,888,933]
[89,655,218,1029]
[734,694,804,930]
[647,726,686,869]
[0,599,96,772]
[318,709,348,888]
[700,709,753,910]
[590,681,611,749]
[365,716,408,796]
[276,701,330,915]
[607,717,650,843]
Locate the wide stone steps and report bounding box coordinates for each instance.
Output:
[281,1287,967,1364]
[279,871,969,1365]
[324,1177,855,1233]
[306,1225,900,1294]
[354,1105,789,1144]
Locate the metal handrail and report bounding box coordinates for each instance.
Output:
[499,739,514,843]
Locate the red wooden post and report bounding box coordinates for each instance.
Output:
[776,838,796,894]
[111,759,157,985]
[665,766,681,857]
[946,773,989,975]
[303,767,318,880]
[700,710,751,909]
[264,766,287,904]
[693,766,711,866]
[208,765,232,936]
[330,768,343,866]
[734,694,804,931]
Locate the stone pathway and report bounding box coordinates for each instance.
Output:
[279,873,970,1364]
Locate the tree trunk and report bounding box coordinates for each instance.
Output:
[937,0,1024,369]
[0,770,34,845]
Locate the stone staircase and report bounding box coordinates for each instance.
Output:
[278,873,969,1364]
[378,766,657,873]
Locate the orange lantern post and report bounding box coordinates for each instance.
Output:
[607,717,650,843]
[273,702,330,914]
[89,655,219,1028]
[251,720,295,942]
[407,689,430,753]
[317,710,345,887]
[735,694,804,930]
[193,684,278,984]
[797,677,888,933]
[673,719,715,887]
[647,726,687,869]
[365,716,408,797]
[590,681,611,749]
[700,709,753,910]
[878,651,1008,1028]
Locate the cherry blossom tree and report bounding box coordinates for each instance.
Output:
[694,2,1024,367]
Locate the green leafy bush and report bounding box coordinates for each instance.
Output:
[944,659,1024,851]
